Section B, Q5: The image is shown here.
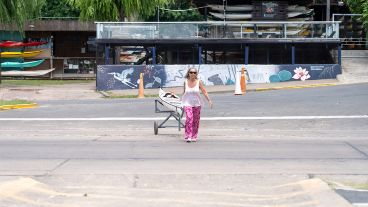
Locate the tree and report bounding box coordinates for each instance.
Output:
[65,0,173,21]
[41,0,79,18]
[146,0,204,22]
[0,0,45,31]
[345,0,368,32]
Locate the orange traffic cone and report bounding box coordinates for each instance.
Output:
[240,66,246,95]
[138,73,144,98]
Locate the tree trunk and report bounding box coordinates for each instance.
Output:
[119,9,125,21]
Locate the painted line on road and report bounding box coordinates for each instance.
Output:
[0,115,367,121]
[0,103,37,111]
[353,203,368,207]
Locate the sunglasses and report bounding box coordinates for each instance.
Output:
[189,71,197,74]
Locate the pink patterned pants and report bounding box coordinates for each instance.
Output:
[184,106,201,140]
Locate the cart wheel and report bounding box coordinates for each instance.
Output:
[154,121,158,135]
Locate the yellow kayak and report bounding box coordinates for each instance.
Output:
[0,50,44,58]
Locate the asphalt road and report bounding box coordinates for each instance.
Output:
[0,83,367,207]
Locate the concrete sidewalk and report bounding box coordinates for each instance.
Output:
[0,78,342,101]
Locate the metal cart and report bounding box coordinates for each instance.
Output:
[154,99,184,135]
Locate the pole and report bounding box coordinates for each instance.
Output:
[50,35,54,78]
[223,0,227,37]
[326,0,330,21]
[95,43,98,89]
[104,44,109,65]
[223,0,226,24]
[157,6,160,22]
[198,45,202,64]
[244,45,249,65]
[291,44,295,64]
[338,43,342,65]
[152,46,156,65]
[204,6,208,21]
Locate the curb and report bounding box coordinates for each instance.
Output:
[98,91,110,98]
[0,103,38,111]
[254,83,338,92]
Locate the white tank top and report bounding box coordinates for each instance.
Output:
[182,80,202,107]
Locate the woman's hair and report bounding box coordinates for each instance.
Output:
[185,67,198,79]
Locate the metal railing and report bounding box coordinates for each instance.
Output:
[95,21,340,40]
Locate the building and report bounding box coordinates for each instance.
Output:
[95,0,366,90]
[0,19,102,79]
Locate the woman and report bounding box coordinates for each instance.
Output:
[181,67,213,143]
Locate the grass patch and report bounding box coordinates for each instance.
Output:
[326,179,368,191]
[343,182,368,190]
[0,99,33,106]
[2,79,94,86]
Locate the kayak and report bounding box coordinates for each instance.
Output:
[1,68,55,77]
[0,41,47,48]
[158,88,183,116]
[1,50,44,58]
[1,59,45,69]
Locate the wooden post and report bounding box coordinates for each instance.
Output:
[0,47,2,84]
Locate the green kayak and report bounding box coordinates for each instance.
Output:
[1,59,45,70]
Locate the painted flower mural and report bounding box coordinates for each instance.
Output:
[292,67,311,81]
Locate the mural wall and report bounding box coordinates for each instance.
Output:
[96,64,341,91]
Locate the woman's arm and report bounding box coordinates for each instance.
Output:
[199,81,213,108]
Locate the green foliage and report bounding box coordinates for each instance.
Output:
[65,0,173,21]
[146,0,204,21]
[41,0,79,18]
[0,0,45,31]
[345,0,368,32]
[2,79,94,86]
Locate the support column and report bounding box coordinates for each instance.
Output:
[213,50,216,64]
[104,44,109,65]
[176,48,180,64]
[198,45,202,64]
[204,49,208,64]
[291,44,295,65]
[338,43,342,65]
[326,0,330,21]
[244,45,249,65]
[152,46,156,65]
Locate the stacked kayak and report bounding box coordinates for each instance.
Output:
[0,41,50,76]
[0,41,47,48]
[1,68,55,77]
[1,50,44,58]
[1,59,45,69]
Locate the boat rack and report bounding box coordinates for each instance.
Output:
[154,99,184,135]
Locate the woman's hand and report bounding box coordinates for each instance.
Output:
[209,100,213,109]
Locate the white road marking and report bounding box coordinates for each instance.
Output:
[353,204,368,207]
[0,115,367,121]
